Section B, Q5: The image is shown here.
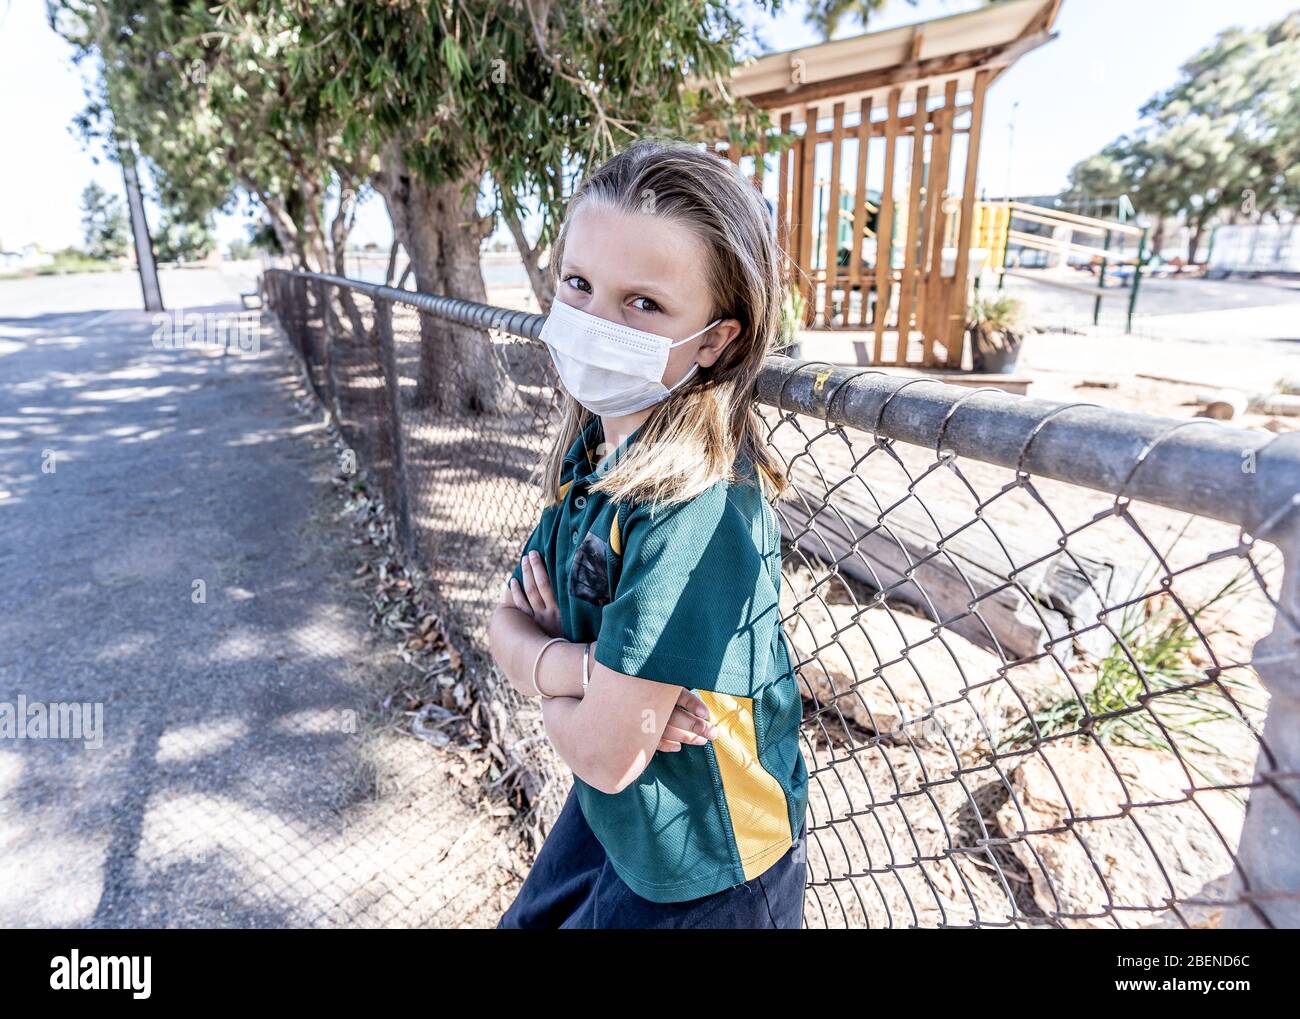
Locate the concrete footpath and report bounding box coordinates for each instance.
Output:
[0,269,520,927]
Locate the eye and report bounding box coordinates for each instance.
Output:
[630,295,662,314]
[562,274,591,294]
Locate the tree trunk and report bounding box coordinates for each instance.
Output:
[329,177,357,276]
[251,179,327,275]
[256,189,307,269]
[499,195,553,312]
[1151,218,1166,261]
[1188,221,1205,265]
[325,176,371,341]
[373,143,508,414]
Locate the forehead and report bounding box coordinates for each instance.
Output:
[563,202,709,291]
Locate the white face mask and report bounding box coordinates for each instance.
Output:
[540,297,721,416]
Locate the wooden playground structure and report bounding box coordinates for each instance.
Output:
[709,0,1065,368]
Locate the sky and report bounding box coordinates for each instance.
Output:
[1,0,1297,254]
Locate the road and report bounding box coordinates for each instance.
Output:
[999,273,1300,388]
[0,268,518,927]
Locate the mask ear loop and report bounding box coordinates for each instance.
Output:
[669,319,722,347]
[662,319,719,396]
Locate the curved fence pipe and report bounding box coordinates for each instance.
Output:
[757,358,1300,539]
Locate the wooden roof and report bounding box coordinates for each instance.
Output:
[702,0,1061,126]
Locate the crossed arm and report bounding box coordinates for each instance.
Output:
[486,548,717,795]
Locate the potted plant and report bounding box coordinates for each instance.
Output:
[966,291,1026,374]
[777,282,805,358]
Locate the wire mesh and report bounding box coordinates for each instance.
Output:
[264,269,1300,930]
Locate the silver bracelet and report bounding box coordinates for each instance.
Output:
[531,637,564,700]
[581,642,592,692]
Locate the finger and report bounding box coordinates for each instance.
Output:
[667,705,714,741]
[657,737,682,753]
[675,688,714,723]
[525,550,558,612]
[509,578,534,615]
[519,556,543,610]
[665,707,717,738]
[662,720,710,747]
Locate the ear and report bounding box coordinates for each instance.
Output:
[695,319,742,369]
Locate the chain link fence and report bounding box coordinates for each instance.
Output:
[264,268,1300,930]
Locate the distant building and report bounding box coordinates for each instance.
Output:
[0,243,53,272]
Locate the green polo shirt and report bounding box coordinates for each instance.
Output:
[509,416,808,903]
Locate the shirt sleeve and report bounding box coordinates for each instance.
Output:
[593,484,780,697]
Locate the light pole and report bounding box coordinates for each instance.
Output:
[115,135,163,312]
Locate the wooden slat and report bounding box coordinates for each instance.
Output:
[791,136,805,293]
[872,88,901,364]
[776,112,792,276]
[1009,200,1145,236]
[1010,206,1111,236]
[945,68,990,367]
[798,107,818,326]
[851,96,872,327]
[1006,229,1134,263]
[805,104,971,143]
[895,85,929,366]
[753,130,766,193]
[823,101,845,327]
[920,79,957,366]
[743,31,1056,110]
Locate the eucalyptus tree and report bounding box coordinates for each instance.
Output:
[79,181,128,260]
[1063,11,1300,262]
[52,0,368,274]
[294,0,777,412]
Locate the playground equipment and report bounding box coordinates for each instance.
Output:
[703,0,1063,368]
[988,199,1150,333]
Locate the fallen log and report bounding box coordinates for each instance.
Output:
[775,459,1132,664]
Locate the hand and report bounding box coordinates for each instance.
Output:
[656,688,719,753]
[509,550,564,638]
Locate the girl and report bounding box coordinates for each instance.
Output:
[488,137,808,929]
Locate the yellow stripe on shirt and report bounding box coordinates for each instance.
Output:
[696,689,793,880]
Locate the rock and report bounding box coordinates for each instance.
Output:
[993,741,1247,928]
[1195,389,1248,420]
[779,561,1065,755]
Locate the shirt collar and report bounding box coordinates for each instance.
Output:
[561,417,646,486]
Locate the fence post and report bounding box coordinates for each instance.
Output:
[1093,226,1110,327]
[1126,225,1148,335]
[315,279,342,426]
[374,297,414,557]
[1223,493,1300,928]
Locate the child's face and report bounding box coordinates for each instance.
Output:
[556,203,739,387]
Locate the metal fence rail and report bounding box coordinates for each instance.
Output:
[264,267,1300,930]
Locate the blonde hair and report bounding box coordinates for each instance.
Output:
[538,136,791,512]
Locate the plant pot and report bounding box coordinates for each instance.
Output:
[973,345,1021,373]
[968,324,1024,374]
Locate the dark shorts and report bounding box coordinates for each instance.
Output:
[497,782,808,929]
